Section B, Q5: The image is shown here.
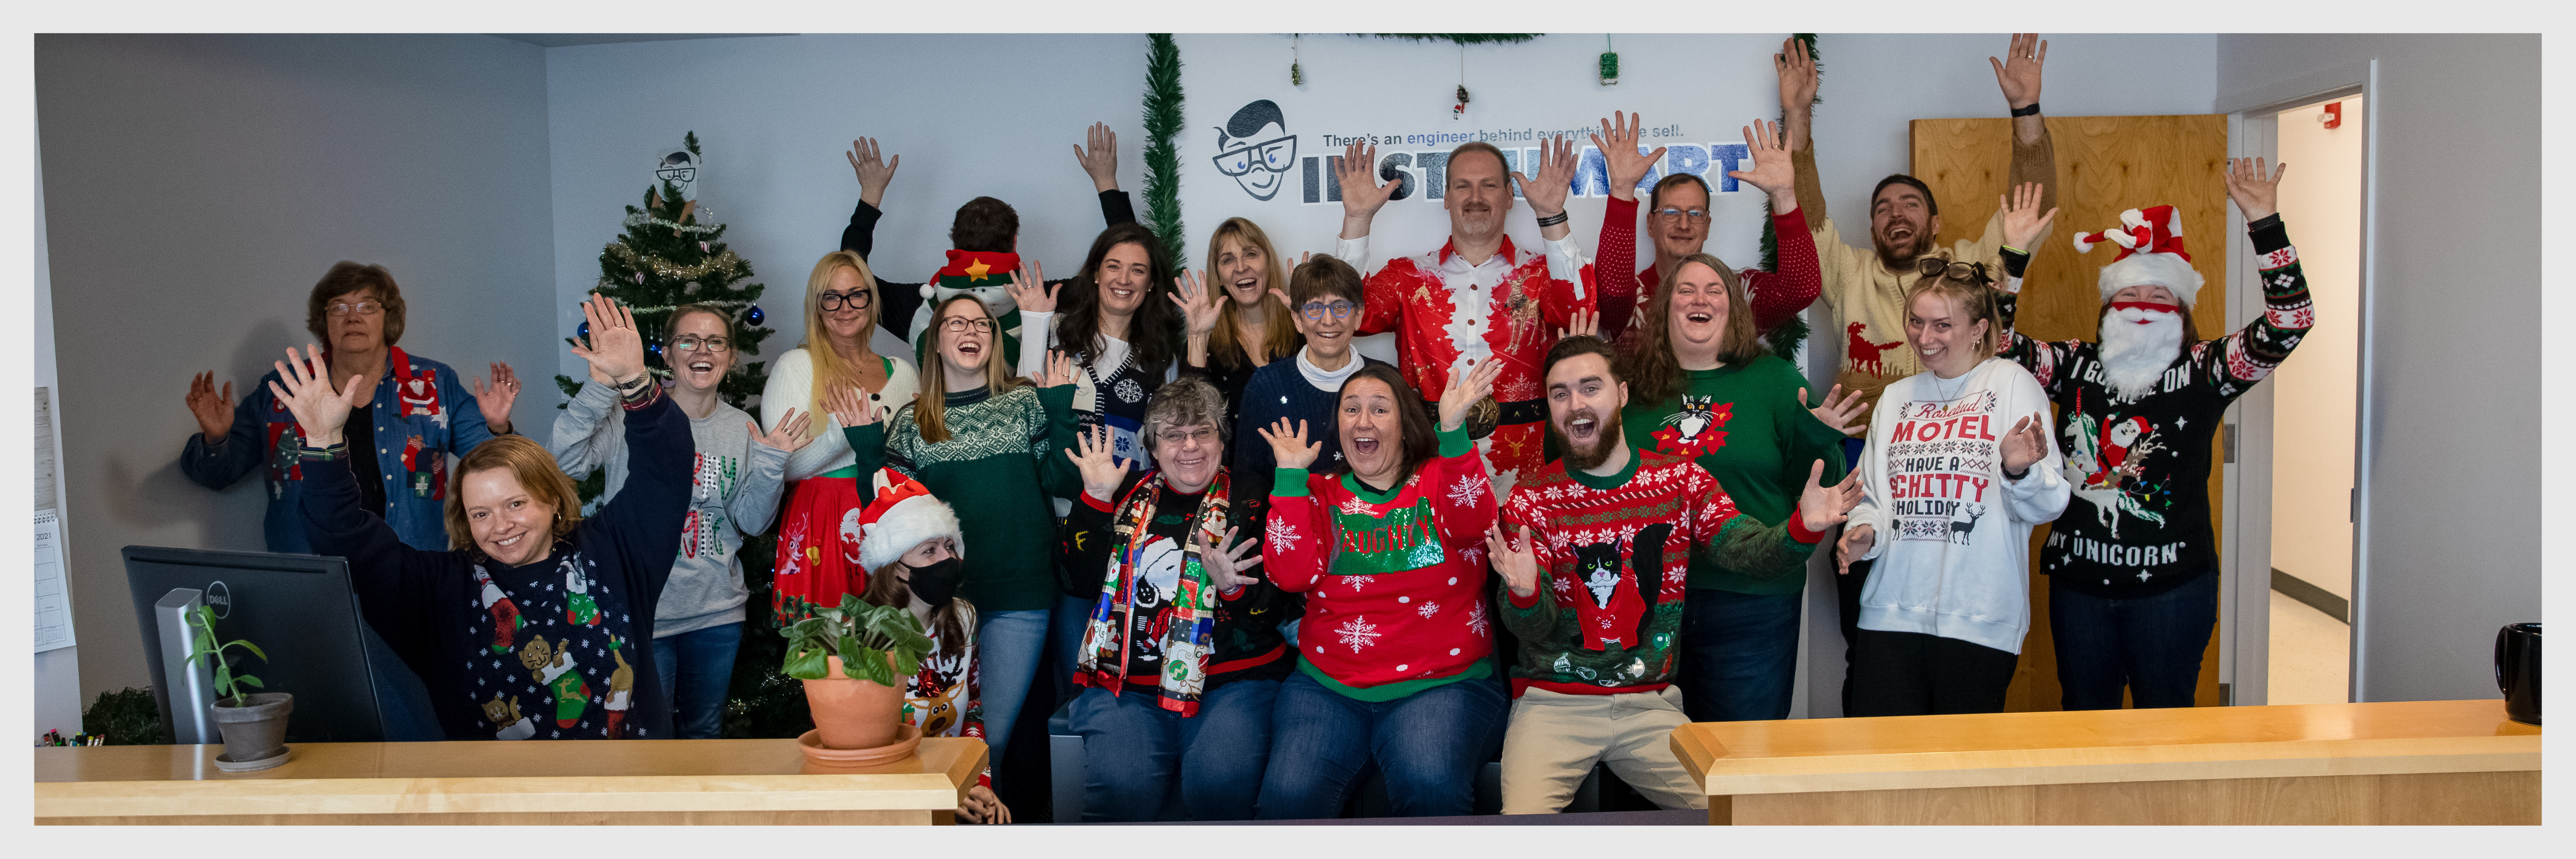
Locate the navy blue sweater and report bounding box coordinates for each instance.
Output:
[1228,354,1391,517]
[302,393,693,740]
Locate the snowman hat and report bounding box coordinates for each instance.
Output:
[2072,204,2202,308]
[853,468,963,572]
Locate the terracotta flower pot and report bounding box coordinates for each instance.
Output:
[803,654,906,750]
[210,692,293,763]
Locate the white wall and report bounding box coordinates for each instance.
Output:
[544,34,1149,376]
[35,34,559,701]
[2217,34,2541,704]
[2268,95,2363,601]
[32,123,85,740]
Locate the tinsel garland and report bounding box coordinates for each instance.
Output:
[1142,34,1186,273]
[604,242,748,282]
[1761,33,1820,364]
[622,208,724,236]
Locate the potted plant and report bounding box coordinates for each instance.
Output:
[781,593,934,750]
[183,604,291,767]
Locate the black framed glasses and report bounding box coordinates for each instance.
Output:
[326,300,385,317]
[1298,299,1358,321]
[941,317,996,334]
[1652,206,1710,222]
[1212,134,1297,177]
[1915,257,1992,284]
[671,335,731,353]
[818,290,872,311]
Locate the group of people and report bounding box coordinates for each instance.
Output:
[178,34,2314,823]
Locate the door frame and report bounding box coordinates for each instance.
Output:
[2217,66,2376,706]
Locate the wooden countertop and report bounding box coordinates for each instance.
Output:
[1671,699,2539,797]
[35,737,984,822]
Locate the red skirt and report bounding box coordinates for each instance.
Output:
[771,473,867,624]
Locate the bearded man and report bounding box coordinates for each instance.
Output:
[1997,157,2308,711]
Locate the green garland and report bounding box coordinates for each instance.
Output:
[1142,34,1186,273]
[1369,34,1541,45]
[1762,33,1820,364]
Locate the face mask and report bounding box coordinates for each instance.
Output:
[903,557,964,608]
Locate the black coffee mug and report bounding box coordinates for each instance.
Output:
[2494,622,2540,725]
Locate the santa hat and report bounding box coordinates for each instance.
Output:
[851,468,963,572]
[2072,204,2202,308]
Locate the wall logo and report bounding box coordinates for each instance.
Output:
[1213,100,1296,201]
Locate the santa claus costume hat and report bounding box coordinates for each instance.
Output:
[850,468,963,572]
[2072,204,2202,308]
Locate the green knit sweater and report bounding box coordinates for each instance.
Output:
[848,384,1081,612]
[1618,355,1847,595]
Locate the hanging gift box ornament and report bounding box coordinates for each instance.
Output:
[1454,85,1470,118]
[1599,51,1620,85]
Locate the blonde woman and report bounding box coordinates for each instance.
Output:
[762,250,921,623]
[1179,217,1303,429]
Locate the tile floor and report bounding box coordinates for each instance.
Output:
[2268,589,2351,704]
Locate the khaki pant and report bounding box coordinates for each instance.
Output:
[1498,686,1707,813]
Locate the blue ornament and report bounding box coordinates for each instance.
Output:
[648,341,663,357]
[745,305,764,326]
[578,320,590,338]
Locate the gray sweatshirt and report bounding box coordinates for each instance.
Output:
[550,381,789,637]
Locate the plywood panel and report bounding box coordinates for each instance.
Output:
[1911,115,2231,712]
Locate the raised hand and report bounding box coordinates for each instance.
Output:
[1002,242,1055,314]
[1039,350,1078,389]
[1335,140,1394,232]
[1170,269,1222,337]
[1073,122,1119,193]
[2000,411,2051,476]
[1255,417,1321,470]
[1484,522,1542,599]
[568,293,647,385]
[1777,37,1819,118]
[2222,156,2286,222]
[1064,424,1130,501]
[2000,181,2060,250]
[846,137,899,207]
[823,384,879,430]
[1798,460,1866,534]
[1589,111,1667,202]
[186,371,234,442]
[266,344,368,448]
[1513,134,1579,224]
[1800,384,1867,436]
[1726,119,1797,205]
[1437,359,1504,433]
[752,408,815,454]
[1836,523,1875,576]
[470,361,519,433]
[1197,527,1263,594]
[1990,33,2047,110]
[1555,308,1600,342]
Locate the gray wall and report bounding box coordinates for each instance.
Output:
[36,34,559,701]
[2216,34,2542,703]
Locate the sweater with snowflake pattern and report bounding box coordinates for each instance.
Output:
[1265,425,1498,701]
[846,383,1084,612]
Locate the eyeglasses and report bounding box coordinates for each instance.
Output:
[327,301,385,317]
[671,335,731,353]
[1652,207,1710,222]
[1212,134,1297,177]
[1298,300,1358,321]
[818,290,872,311]
[1154,426,1218,446]
[1914,257,1993,284]
[941,317,996,334]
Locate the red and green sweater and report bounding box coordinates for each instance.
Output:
[1498,448,1826,697]
[1618,354,1849,595]
[1265,426,1498,701]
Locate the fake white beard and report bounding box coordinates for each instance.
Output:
[2097,306,2186,399]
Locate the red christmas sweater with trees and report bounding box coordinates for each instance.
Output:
[1265,426,1498,701]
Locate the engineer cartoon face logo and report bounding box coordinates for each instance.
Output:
[1212,100,1295,201]
[655,149,699,200]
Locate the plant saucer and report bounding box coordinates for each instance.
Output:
[213,746,290,772]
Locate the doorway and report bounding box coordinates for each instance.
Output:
[2264,95,2364,704]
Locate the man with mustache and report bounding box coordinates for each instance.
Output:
[1333,135,1596,499]
[1484,336,1859,813]
[1997,158,2308,712]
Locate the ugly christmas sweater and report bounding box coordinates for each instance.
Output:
[1266,425,1498,701]
[1498,449,1826,697]
[1999,214,2312,598]
[301,388,689,740]
[1063,469,1300,716]
[846,383,1084,612]
[1618,354,1850,595]
[1593,196,1823,347]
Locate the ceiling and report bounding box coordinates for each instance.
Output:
[488,34,791,48]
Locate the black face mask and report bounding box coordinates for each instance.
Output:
[903,557,964,608]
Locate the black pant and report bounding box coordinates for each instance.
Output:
[1846,629,2019,716]
[2050,571,2218,710]
[1835,557,1873,715]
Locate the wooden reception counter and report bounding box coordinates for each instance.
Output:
[1670,699,2538,825]
[34,736,984,825]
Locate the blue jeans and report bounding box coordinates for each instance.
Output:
[1255,670,1507,819]
[650,622,742,740]
[1676,588,1802,722]
[975,608,1052,770]
[2050,571,2218,710]
[1068,680,1279,821]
